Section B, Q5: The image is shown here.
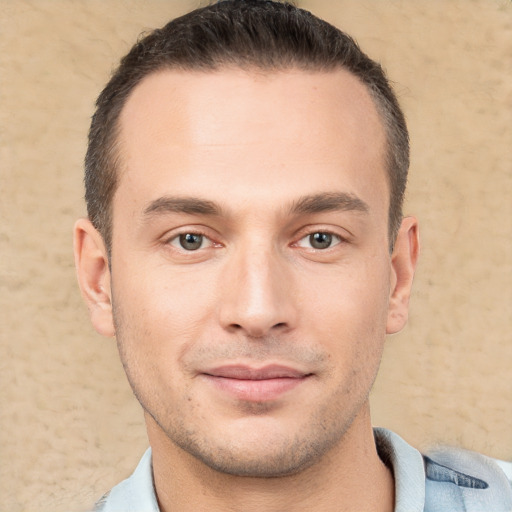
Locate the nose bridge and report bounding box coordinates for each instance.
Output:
[219,236,295,336]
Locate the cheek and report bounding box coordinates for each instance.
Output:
[111,260,234,405]
[302,258,391,337]
[113,260,219,335]
[299,256,391,387]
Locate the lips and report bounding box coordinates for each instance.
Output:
[206,364,308,380]
[201,364,312,402]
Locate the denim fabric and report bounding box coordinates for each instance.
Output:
[422,445,512,512]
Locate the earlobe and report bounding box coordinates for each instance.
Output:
[73,218,115,337]
[386,217,420,335]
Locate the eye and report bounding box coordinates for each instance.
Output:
[297,232,342,250]
[169,233,209,251]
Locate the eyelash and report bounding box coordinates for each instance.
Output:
[165,229,219,252]
[294,231,345,251]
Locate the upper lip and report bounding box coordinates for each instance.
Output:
[203,364,310,380]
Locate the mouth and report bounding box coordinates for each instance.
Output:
[201,364,313,402]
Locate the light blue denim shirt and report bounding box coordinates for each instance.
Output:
[93,428,512,512]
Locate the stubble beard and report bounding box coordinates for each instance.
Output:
[147,390,365,478]
[134,365,373,479]
[112,300,380,479]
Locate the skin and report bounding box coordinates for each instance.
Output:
[74,68,419,512]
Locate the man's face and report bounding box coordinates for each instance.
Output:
[104,68,406,476]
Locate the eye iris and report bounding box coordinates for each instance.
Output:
[310,232,332,249]
[179,233,203,250]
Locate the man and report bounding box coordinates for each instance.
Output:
[73,1,512,511]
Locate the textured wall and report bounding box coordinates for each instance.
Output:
[0,1,510,510]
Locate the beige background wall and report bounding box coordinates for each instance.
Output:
[1,1,510,510]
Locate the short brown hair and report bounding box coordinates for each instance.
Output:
[85,0,409,253]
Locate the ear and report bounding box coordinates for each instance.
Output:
[386,216,420,334]
[73,218,115,337]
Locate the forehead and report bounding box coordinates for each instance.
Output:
[115,68,388,215]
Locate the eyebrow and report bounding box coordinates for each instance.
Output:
[289,192,369,215]
[143,196,222,217]
[142,191,369,221]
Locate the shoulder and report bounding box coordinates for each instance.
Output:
[423,446,512,512]
[374,427,512,512]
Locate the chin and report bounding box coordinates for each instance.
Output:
[164,414,350,478]
[182,440,326,478]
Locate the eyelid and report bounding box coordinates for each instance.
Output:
[162,226,222,250]
[168,233,211,250]
[291,225,352,248]
[295,232,343,250]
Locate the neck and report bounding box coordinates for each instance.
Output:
[147,406,395,512]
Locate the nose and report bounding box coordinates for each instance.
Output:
[218,243,298,338]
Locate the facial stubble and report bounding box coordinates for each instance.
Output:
[112,292,383,479]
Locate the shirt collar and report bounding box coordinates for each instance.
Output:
[374,427,426,512]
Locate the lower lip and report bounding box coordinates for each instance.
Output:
[203,375,308,402]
